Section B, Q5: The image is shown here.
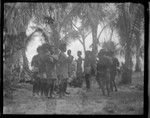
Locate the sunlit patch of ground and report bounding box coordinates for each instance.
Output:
[3,72,143,114]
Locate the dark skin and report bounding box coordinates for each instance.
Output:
[45,46,59,98]
[60,44,71,96]
[62,46,66,52]
[67,50,71,56]
[96,52,111,96]
[77,51,82,58]
[84,51,92,90]
[31,46,45,96]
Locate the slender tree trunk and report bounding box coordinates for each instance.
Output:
[82,38,86,56]
[91,24,98,74]
[91,24,98,55]
[135,48,141,72]
[124,44,132,84]
[110,27,114,41]
[121,4,133,84]
[135,32,141,72]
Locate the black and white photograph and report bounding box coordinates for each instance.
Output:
[3,3,144,114]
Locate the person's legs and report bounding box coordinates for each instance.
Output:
[53,79,58,94]
[114,71,117,91]
[110,71,114,92]
[39,78,42,95]
[32,81,36,96]
[40,79,44,96]
[49,79,55,98]
[101,78,105,95]
[105,78,110,96]
[95,73,101,89]
[34,79,38,96]
[85,74,90,90]
[78,73,83,88]
[63,78,70,95]
[57,76,62,98]
[32,73,37,96]
[43,79,48,97]
[78,76,82,88]
[59,79,64,98]
[110,71,117,92]
[36,77,41,95]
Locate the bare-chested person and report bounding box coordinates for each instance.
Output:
[57,43,70,97]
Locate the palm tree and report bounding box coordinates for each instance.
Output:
[61,17,92,56]
[115,3,144,84]
[102,40,120,54]
[4,3,54,79]
[132,5,144,72]
[60,3,118,68]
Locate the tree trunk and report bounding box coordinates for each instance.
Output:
[110,26,114,41]
[120,4,133,84]
[91,24,98,55]
[135,48,141,72]
[22,47,32,79]
[121,42,132,84]
[135,31,141,72]
[91,24,98,74]
[82,38,86,56]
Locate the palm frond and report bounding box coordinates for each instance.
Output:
[59,3,82,31]
[61,30,80,45]
[5,3,33,35]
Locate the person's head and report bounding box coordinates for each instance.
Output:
[67,50,71,56]
[107,50,114,57]
[37,46,43,54]
[77,51,82,57]
[98,49,106,58]
[59,43,67,52]
[85,50,91,58]
[48,45,55,55]
[40,43,50,54]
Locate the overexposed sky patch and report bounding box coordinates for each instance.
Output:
[26,32,45,70]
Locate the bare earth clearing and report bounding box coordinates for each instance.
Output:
[3,72,143,114]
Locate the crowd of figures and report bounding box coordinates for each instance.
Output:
[30,43,121,99]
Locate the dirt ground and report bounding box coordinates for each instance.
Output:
[3,72,143,114]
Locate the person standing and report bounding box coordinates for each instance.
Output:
[84,51,92,91]
[36,45,48,98]
[31,46,43,97]
[108,51,119,92]
[67,50,74,78]
[96,49,112,96]
[44,44,58,98]
[57,43,70,98]
[76,51,83,87]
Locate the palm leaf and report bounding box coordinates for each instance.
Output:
[61,30,80,45]
[5,3,33,35]
[59,3,82,32]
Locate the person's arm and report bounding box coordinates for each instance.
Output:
[58,53,67,63]
[31,58,34,67]
[52,54,58,64]
[31,56,36,67]
[46,53,54,62]
[71,56,74,61]
[96,63,99,72]
[116,58,120,67]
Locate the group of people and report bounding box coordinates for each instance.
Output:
[31,42,120,99]
[95,49,120,96]
[31,43,69,98]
